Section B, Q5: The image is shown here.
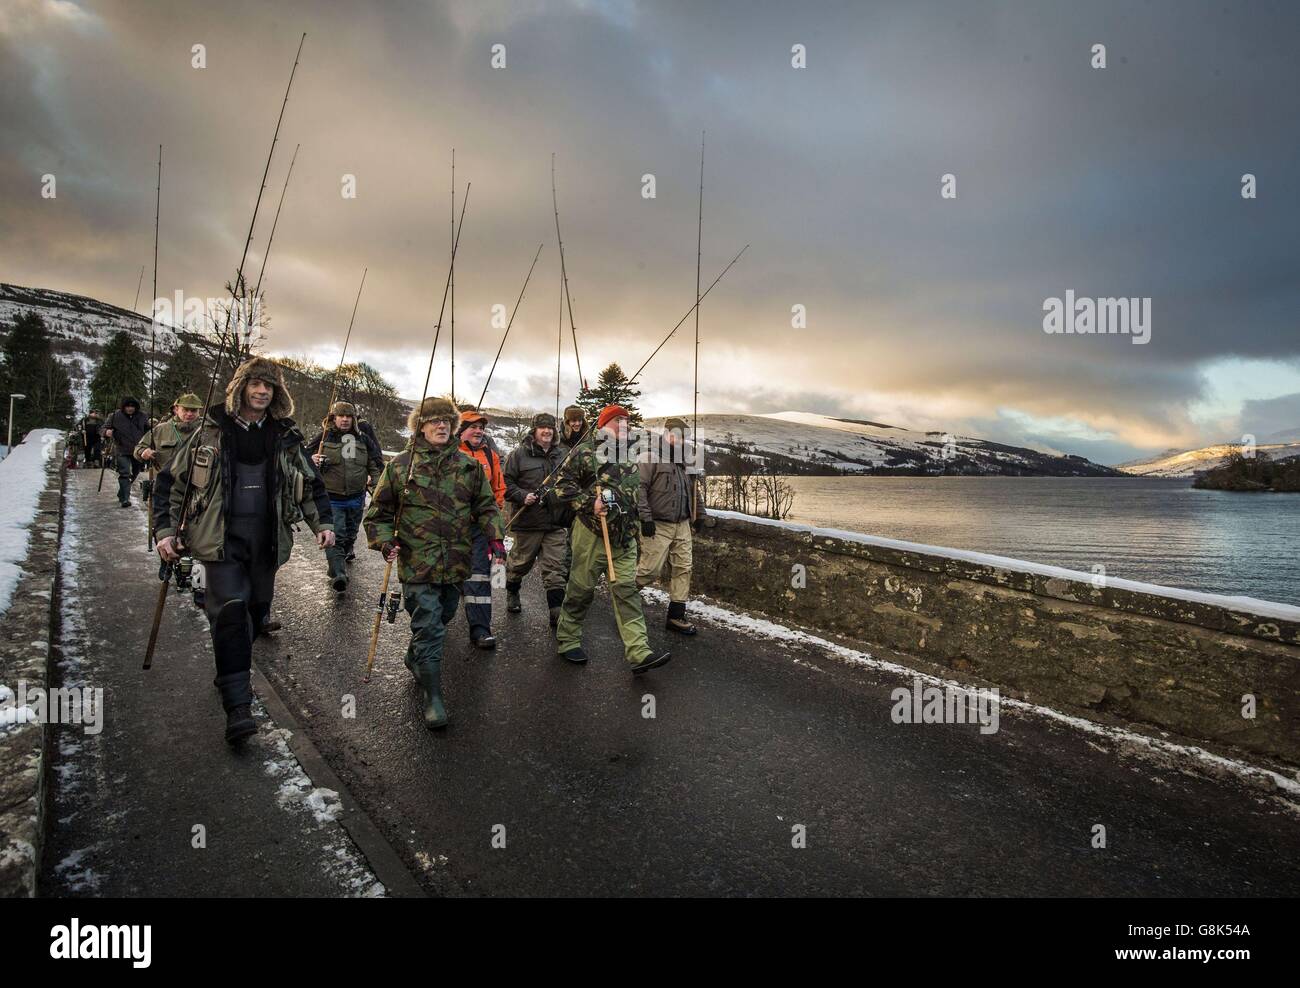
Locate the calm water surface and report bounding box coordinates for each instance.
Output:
[777,477,1298,606]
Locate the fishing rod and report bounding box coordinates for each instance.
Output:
[504,249,747,535]
[144,32,307,671]
[132,265,145,313]
[551,154,586,390]
[450,148,455,401]
[691,132,704,520]
[476,243,544,408]
[324,267,368,419]
[555,261,563,419]
[363,183,470,683]
[241,141,300,361]
[146,144,162,550]
[628,244,748,384]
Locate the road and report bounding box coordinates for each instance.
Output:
[253,501,1300,897]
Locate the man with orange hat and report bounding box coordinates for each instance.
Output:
[553,404,670,674]
[457,407,506,648]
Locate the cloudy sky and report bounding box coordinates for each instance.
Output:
[2,0,1298,464]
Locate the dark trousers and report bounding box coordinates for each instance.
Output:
[462,530,493,638]
[115,454,141,503]
[203,513,275,676]
[330,498,364,555]
[85,439,100,466]
[404,582,462,671]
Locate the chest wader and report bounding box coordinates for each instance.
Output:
[206,455,274,744]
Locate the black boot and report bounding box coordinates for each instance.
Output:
[665,600,697,636]
[630,651,672,675]
[559,646,587,664]
[546,588,565,629]
[249,601,280,635]
[506,581,522,614]
[213,601,256,744]
[327,547,348,592]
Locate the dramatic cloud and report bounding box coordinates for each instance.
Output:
[2,0,1297,463]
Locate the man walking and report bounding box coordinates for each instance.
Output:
[306,400,384,593]
[364,397,504,729]
[457,408,506,648]
[154,358,334,744]
[503,412,570,628]
[101,396,149,507]
[636,417,708,635]
[553,404,670,674]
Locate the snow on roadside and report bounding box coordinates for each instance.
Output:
[640,586,1300,801]
[709,508,1300,622]
[0,429,62,620]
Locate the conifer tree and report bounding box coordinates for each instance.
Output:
[575,362,642,425]
[150,339,206,411]
[0,310,75,441]
[89,329,146,416]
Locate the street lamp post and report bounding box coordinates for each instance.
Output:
[7,393,26,453]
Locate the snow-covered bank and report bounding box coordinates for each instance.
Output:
[0,429,62,619]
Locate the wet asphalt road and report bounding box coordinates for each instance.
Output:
[260,526,1300,897]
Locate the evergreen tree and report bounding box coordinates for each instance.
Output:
[575,362,642,425]
[90,330,146,417]
[150,339,206,412]
[0,311,75,441]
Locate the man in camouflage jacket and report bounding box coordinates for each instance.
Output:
[363,396,504,729]
[553,404,670,675]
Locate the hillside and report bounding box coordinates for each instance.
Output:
[1118,436,1300,478]
[644,411,1122,477]
[0,283,181,415]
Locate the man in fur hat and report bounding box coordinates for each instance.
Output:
[456,407,506,648]
[364,396,504,729]
[306,400,384,593]
[553,404,670,674]
[503,411,571,627]
[154,357,335,744]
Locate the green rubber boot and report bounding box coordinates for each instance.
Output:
[413,661,448,730]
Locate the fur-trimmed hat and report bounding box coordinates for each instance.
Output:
[531,412,557,432]
[563,404,585,423]
[330,400,357,418]
[663,416,689,433]
[407,395,460,436]
[225,356,294,419]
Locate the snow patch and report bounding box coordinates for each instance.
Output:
[0,428,61,618]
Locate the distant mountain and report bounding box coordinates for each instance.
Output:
[1118,434,1300,478]
[644,411,1123,477]
[1,283,182,415]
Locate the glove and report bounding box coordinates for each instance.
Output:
[490,539,506,562]
[641,520,656,538]
[381,541,401,562]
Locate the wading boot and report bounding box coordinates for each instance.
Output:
[413,661,449,730]
[546,588,564,629]
[506,582,522,614]
[213,601,256,744]
[327,548,349,593]
[665,600,697,636]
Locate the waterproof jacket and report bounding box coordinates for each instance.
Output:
[103,401,149,459]
[305,426,384,499]
[503,435,570,531]
[363,436,504,585]
[554,430,642,545]
[459,438,506,507]
[638,439,708,523]
[153,404,333,567]
[134,418,200,475]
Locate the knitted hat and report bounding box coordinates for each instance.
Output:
[407,395,460,435]
[174,393,204,410]
[597,404,630,430]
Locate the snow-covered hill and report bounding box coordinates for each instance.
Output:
[1117,438,1300,478]
[1,283,182,416]
[645,411,1121,477]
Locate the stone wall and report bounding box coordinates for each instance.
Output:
[692,513,1300,767]
[0,441,64,897]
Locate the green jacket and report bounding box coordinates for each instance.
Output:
[153,406,333,566]
[134,418,200,475]
[305,427,384,499]
[363,436,504,585]
[554,430,642,546]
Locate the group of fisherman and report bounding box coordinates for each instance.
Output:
[88,356,711,743]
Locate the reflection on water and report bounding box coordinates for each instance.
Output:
[776,476,1298,605]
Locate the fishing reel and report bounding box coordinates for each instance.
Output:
[599,487,624,516]
[172,555,194,592]
[386,590,402,623]
[140,477,154,503]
